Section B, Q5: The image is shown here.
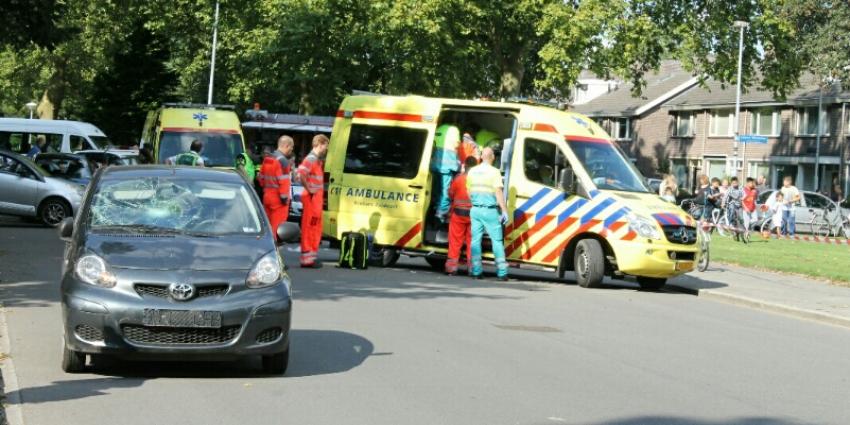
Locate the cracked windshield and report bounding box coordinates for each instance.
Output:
[88,177,262,235]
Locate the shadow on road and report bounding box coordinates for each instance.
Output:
[6,377,144,405]
[69,329,373,379]
[0,215,45,229]
[575,416,804,425]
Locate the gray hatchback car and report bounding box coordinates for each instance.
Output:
[59,166,296,374]
[0,150,84,225]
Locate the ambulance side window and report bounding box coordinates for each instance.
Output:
[343,124,428,179]
[523,138,567,189]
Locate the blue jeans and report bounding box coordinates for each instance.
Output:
[470,207,507,278]
[434,172,454,216]
[781,209,796,235]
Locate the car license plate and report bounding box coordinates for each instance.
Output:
[142,309,222,328]
[675,261,694,271]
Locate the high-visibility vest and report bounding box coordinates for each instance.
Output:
[297,152,324,193]
[431,124,460,173]
[258,151,291,198]
[466,163,502,207]
[475,129,500,148]
[175,151,201,166]
[449,174,472,215]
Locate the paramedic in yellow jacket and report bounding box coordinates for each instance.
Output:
[431,124,461,221]
[466,147,509,281]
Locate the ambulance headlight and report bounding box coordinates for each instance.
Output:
[627,213,662,240]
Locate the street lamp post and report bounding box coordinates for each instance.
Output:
[815,82,825,192]
[733,20,748,180]
[207,0,220,105]
[25,101,37,119]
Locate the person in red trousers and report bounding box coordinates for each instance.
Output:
[445,156,479,275]
[297,134,329,268]
[258,135,294,244]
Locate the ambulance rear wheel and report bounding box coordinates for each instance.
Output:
[574,239,604,288]
[424,256,445,271]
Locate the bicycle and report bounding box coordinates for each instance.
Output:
[815,207,850,239]
[721,203,749,243]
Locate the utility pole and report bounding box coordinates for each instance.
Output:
[733,21,748,180]
[815,83,824,192]
[207,0,220,105]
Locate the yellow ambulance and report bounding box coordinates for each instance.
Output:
[324,95,700,289]
[140,103,247,168]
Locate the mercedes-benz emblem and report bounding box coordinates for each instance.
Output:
[169,283,195,301]
[680,227,690,244]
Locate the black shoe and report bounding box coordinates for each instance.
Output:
[301,262,323,269]
[470,274,482,280]
[446,271,457,276]
[497,276,509,282]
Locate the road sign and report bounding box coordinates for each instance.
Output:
[736,135,769,144]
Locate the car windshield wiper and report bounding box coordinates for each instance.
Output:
[91,224,187,235]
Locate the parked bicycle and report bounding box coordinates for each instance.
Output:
[680,199,711,271]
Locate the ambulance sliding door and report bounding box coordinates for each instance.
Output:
[330,122,432,248]
[505,135,580,267]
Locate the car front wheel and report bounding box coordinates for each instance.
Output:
[262,349,290,375]
[39,198,71,227]
[61,341,86,373]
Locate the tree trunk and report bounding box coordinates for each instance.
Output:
[37,56,67,119]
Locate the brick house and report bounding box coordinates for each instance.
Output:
[664,74,848,196]
[574,63,849,198]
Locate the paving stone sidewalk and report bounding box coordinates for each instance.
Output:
[668,263,850,328]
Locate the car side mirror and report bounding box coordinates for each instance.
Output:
[558,168,575,194]
[276,222,300,243]
[58,217,74,241]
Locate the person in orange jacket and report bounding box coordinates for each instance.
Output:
[296,134,330,268]
[258,136,294,244]
[445,156,480,275]
[458,132,481,165]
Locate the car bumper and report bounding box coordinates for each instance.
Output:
[613,239,701,279]
[62,275,291,359]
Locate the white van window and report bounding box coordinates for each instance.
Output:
[343,124,427,179]
[524,138,567,188]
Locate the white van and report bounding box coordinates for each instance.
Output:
[0,118,111,155]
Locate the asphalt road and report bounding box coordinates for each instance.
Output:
[2,216,850,425]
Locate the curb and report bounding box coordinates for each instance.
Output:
[666,284,850,330]
[0,306,24,425]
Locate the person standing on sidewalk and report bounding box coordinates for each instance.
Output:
[466,148,509,281]
[445,156,478,276]
[297,134,329,268]
[258,135,294,244]
[780,176,801,236]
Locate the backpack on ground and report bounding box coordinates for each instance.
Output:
[339,231,368,269]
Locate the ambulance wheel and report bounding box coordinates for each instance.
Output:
[636,277,667,291]
[424,256,445,271]
[574,239,604,288]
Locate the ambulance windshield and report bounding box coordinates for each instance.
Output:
[159,132,244,167]
[566,138,649,193]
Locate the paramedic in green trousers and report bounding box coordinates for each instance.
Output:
[466,147,509,281]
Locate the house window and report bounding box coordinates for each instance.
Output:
[796,106,829,136]
[675,112,694,137]
[614,118,631,140]
[710,109,735,136]
[750,108,780,136]
[748,162,768,180]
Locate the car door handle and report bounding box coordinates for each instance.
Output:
[409,184,423,189]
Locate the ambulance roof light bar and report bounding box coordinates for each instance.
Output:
[162,102,235,110]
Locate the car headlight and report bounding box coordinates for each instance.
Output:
[246,251,282,289]
[75,254,117,288]
[627,213,662,240]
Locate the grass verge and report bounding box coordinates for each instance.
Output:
[709,234,850,285]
